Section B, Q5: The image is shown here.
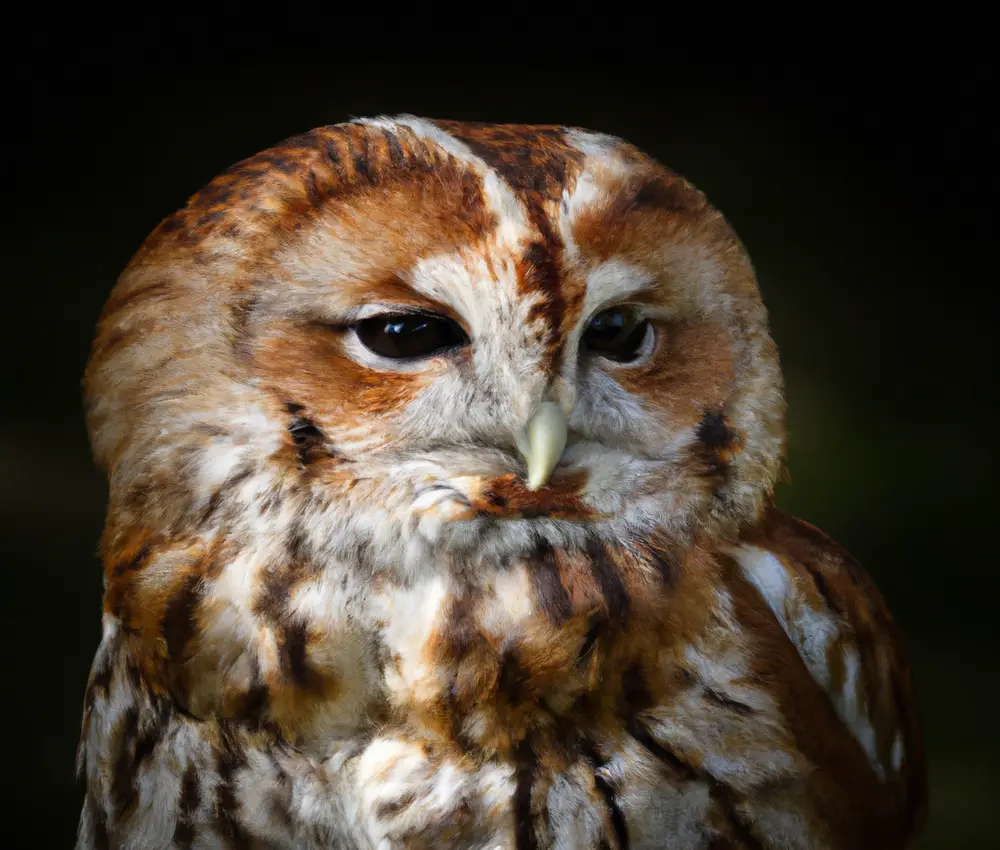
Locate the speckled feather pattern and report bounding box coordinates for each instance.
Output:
[77,116,926,849]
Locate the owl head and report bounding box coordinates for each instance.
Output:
[84,116,785,575]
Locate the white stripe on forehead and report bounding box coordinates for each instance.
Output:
[349,115,551,351]
[353,114,530,239]
[557,128,638,267]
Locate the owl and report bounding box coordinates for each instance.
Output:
[76,115,927,849]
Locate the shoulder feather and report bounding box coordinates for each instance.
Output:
[729,505,927,837]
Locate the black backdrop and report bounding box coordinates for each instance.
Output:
[3,46,995,847]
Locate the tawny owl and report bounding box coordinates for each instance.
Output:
[76,115,927,849]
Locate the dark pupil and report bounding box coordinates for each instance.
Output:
[583,309,650,362]
[356,313,468,359]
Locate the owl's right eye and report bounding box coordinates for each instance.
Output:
[354,313,469,360]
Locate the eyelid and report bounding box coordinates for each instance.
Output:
[585,302,647,326]
[353,304,439,322]
[587,301,678,329]
[313,303,460,332]
[360,301,470,328]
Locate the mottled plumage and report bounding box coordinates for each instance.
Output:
[77,116,926,849]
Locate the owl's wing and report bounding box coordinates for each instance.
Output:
[730,505,927,838]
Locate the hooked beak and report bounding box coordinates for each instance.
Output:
[514,401,569,490]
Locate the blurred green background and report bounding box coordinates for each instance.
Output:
[3,54,994,846]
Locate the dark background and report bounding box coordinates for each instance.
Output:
[4,47,995,847]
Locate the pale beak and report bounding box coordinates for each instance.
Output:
[514,401,568,490]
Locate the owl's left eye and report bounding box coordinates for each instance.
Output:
[354,313,469,359]
[582,307,654,363]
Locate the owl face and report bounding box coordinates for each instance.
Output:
[85,116,785,573]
